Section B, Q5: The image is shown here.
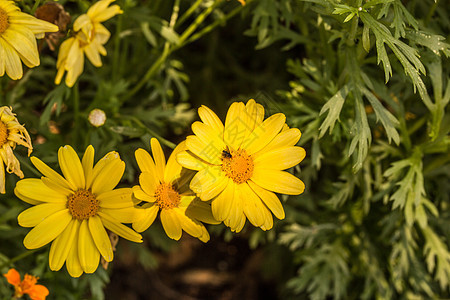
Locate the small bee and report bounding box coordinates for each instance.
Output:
[221,146,232,159]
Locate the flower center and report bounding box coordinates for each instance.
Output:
[155,183,180,210]
[67,189,99,220]
[0,121,9,147]
[221,148,254,184]
[0,8,9,34]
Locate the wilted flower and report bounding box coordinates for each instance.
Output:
[35,1,71,51]
[0,106,32,194]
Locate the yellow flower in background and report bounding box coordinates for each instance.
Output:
[177,99,306,232]
[55,0,122,87]
[0,106,32,194]
[0,0,58,80]
[15,145,142,278]
[4,268,49,300]
[132,138,219,242]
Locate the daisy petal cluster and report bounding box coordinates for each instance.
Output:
[0,0,58,80]
[55,0,122,87]
[0,106,32,194]
[177,99,306,232]
[132,138,218,242]
[15,145,142,277]
[4,268,49,300]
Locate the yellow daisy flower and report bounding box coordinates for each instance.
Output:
[132,138,219,242]
[55,0,122,87]
[177,99,306,232]
[15,145,142,277]
[0,0,58,80]
[0,106,32,194]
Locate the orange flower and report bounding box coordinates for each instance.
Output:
[3,269,49,300]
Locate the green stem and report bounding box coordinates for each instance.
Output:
[73,84,80,147]
[31,0,41,13]
[424,0,439,26]
[129,116,176,149]
[185,4,244,45]
[123,0,239,102]
[0,249,39,270]
[112,12,124,82]
[176,0,203,28]
[178,0,222,46]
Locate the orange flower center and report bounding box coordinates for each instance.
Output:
[67,189,99,220]
[0,8,9,34]
[221,148,254,184]
[0,121,9,147]
[155,183,180,210]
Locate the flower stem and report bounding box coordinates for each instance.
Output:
[129,116,176,149]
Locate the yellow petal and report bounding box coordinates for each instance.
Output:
[251,169,305,195]
[87,151,120,189]
[101,207,137,223]
[247,180,285,219]
[30,157,73,190]
[263,128,301,152]
[3,25,39,67]
[23,209,72,249]
[185,198,220,224]
[176,150,210,171]
[160,209,182,240]
[139,172,158,196]
[190,167,228,200]
[98,188,133,208]
[260,204,274,231]
[132,185,156,203]
[185,135,221,165]
[41,177,72,197]
[49,220,79,271]
[191,121,226,160]
[82,145,95,189]
[243,113,286,155]
[58,145,85,189]
[224,192,245,232]
[88,215,113,262]
[198,105,224,137]
[90,5,122,23]
[14,188,41,205]
[240,183,265,227]
[18,203,67,227]
[1,39,23,80]
[243,99,264,134]
[223,102,247,150]
[66,220,83,278]
[174,208,204,238]
[135,147,158,177]
[98,211,142,243]
[151,138,166,183]
[84,41,102,67]
[132,204,159,232]
[211,183,235,222]
[254,146,306,170]
[164,141,186,183]
[91,159,125,195]
[78,220,100,274]
[15,178,68,203]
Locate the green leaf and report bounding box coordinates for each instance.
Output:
[359,12,432,108]
[422,227,450,290]
[319,86,348,138]
[361,87,400,144]
[109,126,146,137]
